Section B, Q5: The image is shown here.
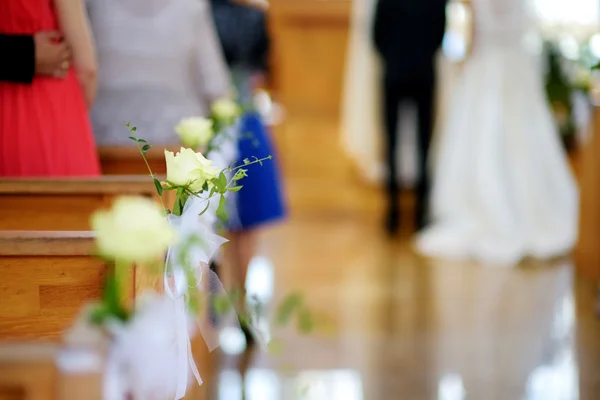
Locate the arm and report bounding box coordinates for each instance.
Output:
[248,11,270,74]
[54,0,98,107]
[195,0,233,105]
[456,0,474,59]
[0,34,35,84]
[231,0,268,11]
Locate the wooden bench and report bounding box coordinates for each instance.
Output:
[0,231,115,340]
[99,146,177,175]
[0,230,211,399]
[0,341,210,400]
[0,176,162,231]
[577,106,600,311]
[0,342,103,400]
[0,343,58,400]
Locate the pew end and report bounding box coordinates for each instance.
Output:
[0,342,104,400]
[0,231,108,340]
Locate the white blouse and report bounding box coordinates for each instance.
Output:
[88,0,231,146]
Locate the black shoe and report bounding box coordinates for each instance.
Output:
[208,260,221,326]
[238,316,255,349]
[385,206,400,236]
[209,260,219,275]
[415,205,428,232]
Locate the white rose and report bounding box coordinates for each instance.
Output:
[211,98,241,124]
[175,117,214,149]
[164,148,220,192]
[91,196,175,263]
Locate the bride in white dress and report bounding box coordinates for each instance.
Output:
[416,0,579,266]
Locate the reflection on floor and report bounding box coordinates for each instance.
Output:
[205,117,600,400]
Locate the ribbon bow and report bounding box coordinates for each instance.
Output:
[164,194,231,399]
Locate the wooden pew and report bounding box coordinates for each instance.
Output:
[0,342,209,400]
[0,176,161,231]
[0,228,211,397]
[99,146,178,175]
[0,343,58,400]
[0,230,170,340]
[0,231,115,340]
[577,106,600,309]
[0,342,103,400]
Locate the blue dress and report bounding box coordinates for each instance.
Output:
[210,0,286,231]
[229,108,287,231]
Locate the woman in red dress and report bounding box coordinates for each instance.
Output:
[0,0,100,176]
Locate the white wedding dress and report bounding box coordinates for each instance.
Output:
[416,0,579,266]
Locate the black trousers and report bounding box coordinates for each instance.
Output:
[382,71,436,227]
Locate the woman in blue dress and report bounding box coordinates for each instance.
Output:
[211,0,287,344]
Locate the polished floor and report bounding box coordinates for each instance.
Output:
[199,117,600,400]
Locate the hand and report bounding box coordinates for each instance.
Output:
[34,31,71,78]
[251,72,267,91]
[232,0,269,11]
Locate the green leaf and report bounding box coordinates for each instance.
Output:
[275,292,303,327]
[267,339,284,356]
[137,138,146,143]
[179,191,189,214]
[212,294,232,316]
[142,144,152,155]
[217,172,227,192]
[297,308,314,334]
[228,288,242,307]
[198,199,211,216]
[216,194,228,221]
[173,187,184,216]
[153,178,163,196]
[243,158,251,165]
[232,168,248,181]
[128,136,137,142]
[131,126,137,132]
[238,312,251,328]
[89,303,110,325]
[228,185,243,192]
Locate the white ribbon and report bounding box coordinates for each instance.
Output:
[101,295,200,400]
[60,146,241,399]
[164,194,229,399]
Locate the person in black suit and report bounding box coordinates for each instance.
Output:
[0,31,70,83]
[373,0,447,234]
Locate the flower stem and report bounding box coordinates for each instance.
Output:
[133,141,168,214]
[113,258,131,319]
[228,156,272,172]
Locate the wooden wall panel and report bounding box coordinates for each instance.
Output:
[269,0,351,117]
[576,106,600,283]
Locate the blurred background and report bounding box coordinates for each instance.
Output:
[219,0,600,399]
[2,0,600,399]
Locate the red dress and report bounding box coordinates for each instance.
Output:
[0,0,100,177]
